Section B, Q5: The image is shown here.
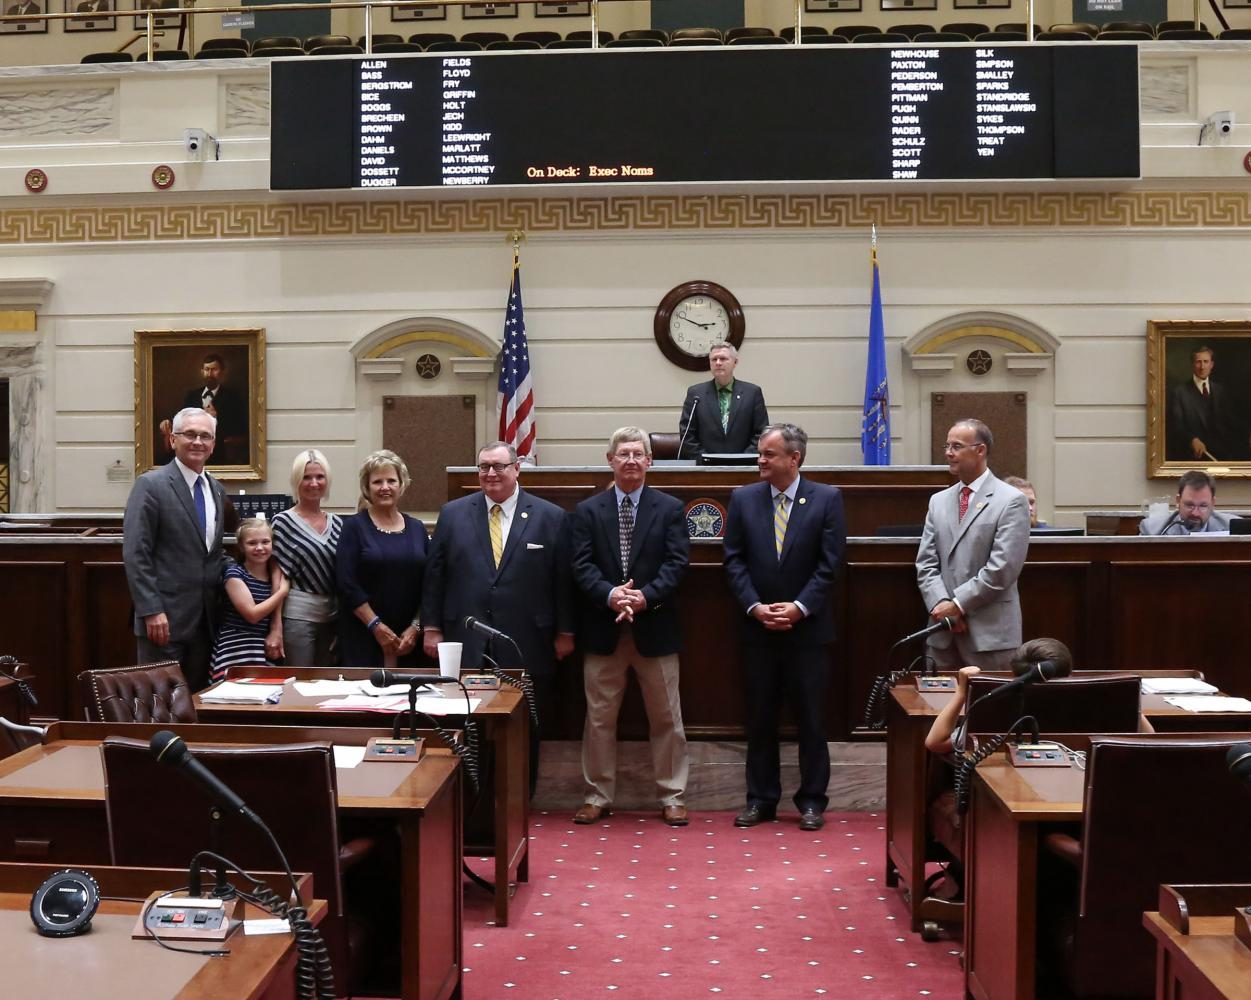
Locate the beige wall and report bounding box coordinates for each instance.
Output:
[0,48,1248,526]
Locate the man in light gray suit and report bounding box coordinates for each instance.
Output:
[123,407,227,690]
[1138,469,1233,535]
[916,419,1031,670]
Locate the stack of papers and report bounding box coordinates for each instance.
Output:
[294,679,372,697]
[200,681,284,705]
[315,694,482,715]
[1140,677,1219,695]
[1164,695,1251,713]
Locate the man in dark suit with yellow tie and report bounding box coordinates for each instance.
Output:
[723,423,847,831]
[678,342,769,459]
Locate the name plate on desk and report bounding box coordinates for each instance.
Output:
[364,737,424,761]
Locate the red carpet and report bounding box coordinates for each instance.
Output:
[462,811,962,998]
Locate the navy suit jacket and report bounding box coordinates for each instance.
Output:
[570,484,690,658]
[678,379,769,459]
[723,477,847,646]
[420,489,573,677]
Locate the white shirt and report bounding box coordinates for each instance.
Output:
[174,457,216,550]
[486,487,520,550]
[1192,375,1211,395]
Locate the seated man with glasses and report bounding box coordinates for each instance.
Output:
[1139,469,1233,535]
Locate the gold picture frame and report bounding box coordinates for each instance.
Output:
[135,328,266,482]
[1147,319,1251,478]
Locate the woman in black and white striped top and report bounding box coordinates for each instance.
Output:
[271,449,342,667]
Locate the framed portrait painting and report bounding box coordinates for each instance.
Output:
[135,328,266,481]
[1147,320,1251,478]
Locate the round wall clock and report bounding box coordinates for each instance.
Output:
[653,280,745,371]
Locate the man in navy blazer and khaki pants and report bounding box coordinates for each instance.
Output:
[122,407,227,690]
[915,418,1031,670]
[421,440,574,789]
[723,423,847,831]
[570,426,692,827]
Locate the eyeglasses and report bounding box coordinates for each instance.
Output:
[1180,501,1212,513]
[175,431,215,443]
[478,463,516,475]
[943,441,978,454]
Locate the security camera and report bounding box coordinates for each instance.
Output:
[1199,111,1235,146]
[183,128,218,161]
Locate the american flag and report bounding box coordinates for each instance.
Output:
[497,263,537,463]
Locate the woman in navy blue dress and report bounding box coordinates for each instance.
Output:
[336,449,427,668]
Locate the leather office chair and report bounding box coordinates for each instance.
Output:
[79,661,198,724]
[102,737,383,994]
[0,717,45,759]
[649,432,682,461]
[1040,735,1251,997]
[964,674,1142,737]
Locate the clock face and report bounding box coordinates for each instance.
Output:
[669,295,731,357]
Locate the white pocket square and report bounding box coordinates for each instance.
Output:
[526,542,544,550]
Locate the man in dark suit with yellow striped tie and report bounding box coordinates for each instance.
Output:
[723,423,847,831]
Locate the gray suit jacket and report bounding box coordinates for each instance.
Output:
[1138,509,1233,535]
[915,474,1030,654]
[123,461,227,641]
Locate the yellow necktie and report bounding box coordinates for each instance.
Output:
[489,504,504,568]
[774,493,789,559]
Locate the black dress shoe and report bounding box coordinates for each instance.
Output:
[734,804,775,828]
[798,808,825,831]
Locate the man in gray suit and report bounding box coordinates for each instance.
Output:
[123,407,227,690]
[1139,470,1233,535]
[915,419,1031,670]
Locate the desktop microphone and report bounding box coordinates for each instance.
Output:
[972,659,1062,709]
[149,730,259,825]
[675,396,698,460]
[463,616,511,642]
[1157,511,1182,536]
[1227,743,1251,791]
[898,617,953,646]
[370,668,460,688]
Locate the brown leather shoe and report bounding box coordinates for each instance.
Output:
[662,804,689,827]
[573,802,609,824]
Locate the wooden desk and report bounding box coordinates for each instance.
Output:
[0,862,323,1000]
[195,666,529,928]
[1144,885,1251,1000]
[883,674,1251,938]
[0,721,462,1000]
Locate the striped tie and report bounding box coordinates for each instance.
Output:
[489,504,504,568]
[774,492,789,559]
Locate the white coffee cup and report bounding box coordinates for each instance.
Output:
[437,641,463,680]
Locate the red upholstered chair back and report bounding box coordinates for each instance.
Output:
[965,673,1141,736]
[1069,736,1251,996]
[101,737,351,979]
[79,662,198,724]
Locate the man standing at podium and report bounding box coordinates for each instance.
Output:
[123,407,227,690]
[678,342,769,460]
[916,419,1030,671]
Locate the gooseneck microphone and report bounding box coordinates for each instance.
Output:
[463,616,510,642]
[370,668,460,688]
[898,617,953,646]
[972,659,1062,709]
[150,730,259,824]
[1157,511,1182,536]
[675,395,698,460]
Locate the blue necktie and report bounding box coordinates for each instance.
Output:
[193,475,207,545]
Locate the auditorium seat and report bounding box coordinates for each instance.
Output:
[605,37,664,48]
[79,661,197,724]
[1101,20,1154,35]
[1157,28,1214,39]
[1038,735,1251,998]
[891,23,936,39]
[486,39,542,50]
[728,35,787,44]
[852,31,910,43]
[670,27,724,43]
[82,51,133,62]
[1220,27,1251,38]
[514,30,561,45]
[1156,19,1208,33]
[670,36,724,46]
[547,38,594,48]
[252,35,302,51]
[249,46,304,58]
[136,50,190,60]
[974,31,1027,42]
[1048,21,1098,36]
[801,34,849,44]
[779,25,828,40]
[102,737,385,997]
[725,26,774,41]
[372,42,423,53]
[940,21,989,36]
[357,33,403,48]
[408,31,455,47]
[1036,30,1094,40]
[567,29,615,42]
[427,40,484,52]
[194,47,251,58]
[995,21,1044,35]
[199,37,250,53]
[913,31,970,42]
[303,33,351,51]
[964,673,1142,736]
[831,24,878,41]
[461,31,509,46]
[1097,30,1152,40]
[308,43,364,55]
